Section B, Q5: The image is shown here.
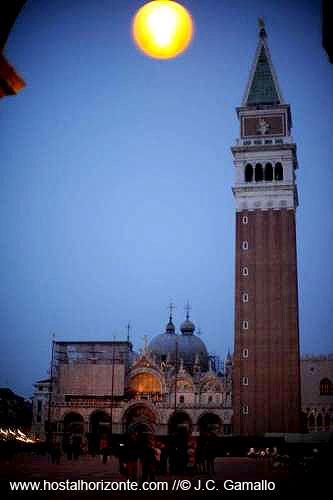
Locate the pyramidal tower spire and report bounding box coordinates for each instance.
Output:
[242,18,284,107]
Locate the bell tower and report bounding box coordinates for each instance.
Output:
[232,20,301,435]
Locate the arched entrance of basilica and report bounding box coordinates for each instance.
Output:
[168,412,193,474]
[63,412,84,434]
[88,410,110,455]
[168,411,192,435]
[123,404,157,434]
[197,413,222,435]
[62,412,84,458]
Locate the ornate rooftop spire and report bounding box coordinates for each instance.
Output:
[178,357,186,374]
[143,335,149,354]
[193,353,201,373]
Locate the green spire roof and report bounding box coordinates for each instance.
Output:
[246,45,280,105]
[243,21,283,107]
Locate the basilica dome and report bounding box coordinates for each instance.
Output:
[148,315,209,373]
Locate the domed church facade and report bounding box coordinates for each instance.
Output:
[33,311,233,447]
[125,312,232,437]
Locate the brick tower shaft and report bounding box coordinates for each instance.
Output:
[231,20,301,435]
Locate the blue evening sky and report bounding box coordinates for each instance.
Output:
[1,0,332,397]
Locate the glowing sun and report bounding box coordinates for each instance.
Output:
[132,1,193,59]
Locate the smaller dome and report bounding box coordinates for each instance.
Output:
[165,317,176,334]
[180,319,195,335]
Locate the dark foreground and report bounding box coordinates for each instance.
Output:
[0,454,329,497]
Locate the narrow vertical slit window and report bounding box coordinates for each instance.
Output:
[242,320,249,330]
[241,405,249,415]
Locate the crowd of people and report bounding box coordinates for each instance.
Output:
[45,428,217,481]
[246,446,279,462]
[117,429,217,482]
[246,444,332,476]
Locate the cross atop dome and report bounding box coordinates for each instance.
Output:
[185,300,191,320]
[168,301,175,321]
